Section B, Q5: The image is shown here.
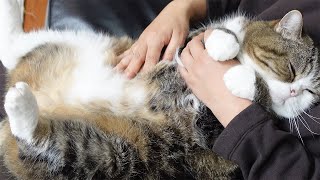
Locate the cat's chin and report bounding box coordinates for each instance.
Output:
[271,92,315,119]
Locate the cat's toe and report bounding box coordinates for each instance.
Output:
[223,65,256,100]
[205,29,240,61]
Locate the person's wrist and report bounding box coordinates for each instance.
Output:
[208,95,252,127]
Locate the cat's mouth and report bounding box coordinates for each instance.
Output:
[272,91,315,118]
[276,90,308,104]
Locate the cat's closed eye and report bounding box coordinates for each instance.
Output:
[306,89,316,94]
[289,62,296,82]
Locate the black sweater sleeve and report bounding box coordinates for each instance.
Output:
[206,0,241,20]
[213,104,320,179]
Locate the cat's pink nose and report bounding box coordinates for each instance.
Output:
[290,89,297,97]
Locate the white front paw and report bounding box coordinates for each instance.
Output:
[4,82,38,141]
[205,29,240,61]
[224,65,256,100]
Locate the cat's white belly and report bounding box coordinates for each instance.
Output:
[5,29,146,112]
[64,40,146,111]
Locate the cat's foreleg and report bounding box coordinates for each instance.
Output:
[205,15,248,61]
[4,82,39,143]
[223,65,256,100]
[205,29,240,61]
[0,0,24,69]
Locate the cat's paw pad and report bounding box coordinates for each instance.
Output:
[205,29,240,61]
[5,82,36,114]
[224,65,256,100]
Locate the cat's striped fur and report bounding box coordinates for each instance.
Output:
[0,0,319,179]
[0,42,236,179]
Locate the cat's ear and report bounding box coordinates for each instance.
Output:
[275,10,303,40]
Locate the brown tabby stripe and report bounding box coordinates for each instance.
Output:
[302,63,312,76]
[15,119,144,179]
[14,115,211,179]
[254,45,294,81]
[256,44,287,57]
[251,48,281,77]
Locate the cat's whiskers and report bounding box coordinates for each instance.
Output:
[289,103,305,144]
[289,118,293,133]
[292,118,304,145]
[290,105,320,139]
[300,108,320,126]
[293,106,313,133]
[299,106,320,127]
[303,112,320,126]
[296,112,318,136]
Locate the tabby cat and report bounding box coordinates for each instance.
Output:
[0,0,319,179]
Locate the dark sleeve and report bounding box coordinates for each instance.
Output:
[213,103,320,179]
[206,0,241,20]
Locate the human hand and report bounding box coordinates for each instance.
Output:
[115,0,206,79]
[179,32,252,127]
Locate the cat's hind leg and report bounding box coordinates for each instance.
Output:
[4,82,38,143]
[0,0,24,69]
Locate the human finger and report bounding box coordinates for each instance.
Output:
[115,43,137,71]
[141,40,163,72]
[188,33,207,60]
[118,48,131,60]
[125,44,147,78]
[115,55,131,72]
[179,44,194,71]
[178,65,189,81]
[162,31,185,61]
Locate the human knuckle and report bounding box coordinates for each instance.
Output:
[146,55,157,62]
[119,60,128,66]
[132,51,142,59]
[166,51,175,59]
[127,68,137,74]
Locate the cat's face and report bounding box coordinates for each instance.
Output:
[244,10,320,118]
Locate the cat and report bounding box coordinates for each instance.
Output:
[182,10,320,122]
[0,0,319,179]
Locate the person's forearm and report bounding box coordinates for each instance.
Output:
[207,91,252,127]
[172,0,207,22]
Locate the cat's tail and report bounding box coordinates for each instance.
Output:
[0,0,24,69]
